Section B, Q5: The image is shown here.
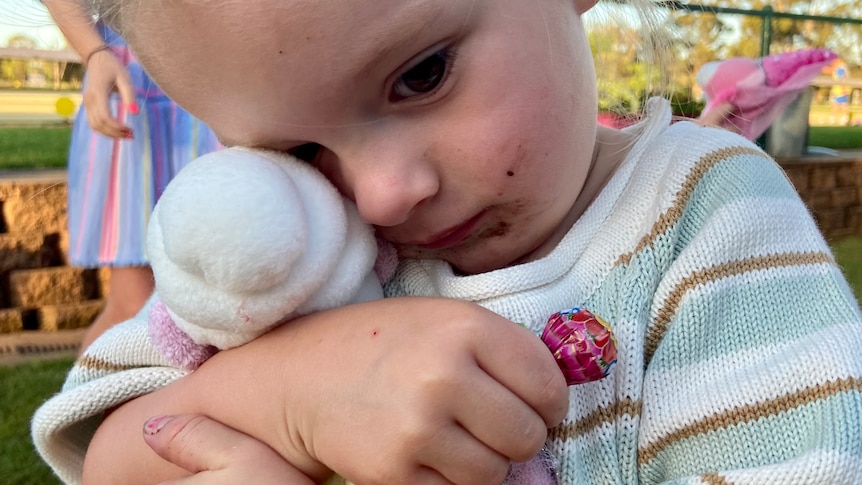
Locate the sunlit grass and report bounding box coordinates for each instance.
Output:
[0,127,70,170]
[0,357,71,485]
[833,236,862,301]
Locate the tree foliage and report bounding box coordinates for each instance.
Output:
[589,0,861,114]
[1,34,82,89]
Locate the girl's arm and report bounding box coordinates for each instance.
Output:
[639,130,862,483]
[41,0,105,65]
[82,297,569,484]
[42,0,137,138]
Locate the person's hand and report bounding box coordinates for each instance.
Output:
[82,47,138,139]
[142,414,316,485]
[260,297,570,484]
[83,297,568,485]
[696,101,738,132]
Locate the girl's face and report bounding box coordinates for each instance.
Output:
[131,0,599,274]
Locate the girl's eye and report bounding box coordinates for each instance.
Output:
[392,47,456,100]
[289,143,322,163]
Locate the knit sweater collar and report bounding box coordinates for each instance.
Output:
[392,99,673,303]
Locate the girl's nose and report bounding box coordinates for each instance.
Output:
[348,148,439,227]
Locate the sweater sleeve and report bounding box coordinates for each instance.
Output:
[637,137,862,484]
[31,305,189,485]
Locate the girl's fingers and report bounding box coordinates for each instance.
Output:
[83,56,134,138]
[114,69,139,117]
[450,365,550,462]
[84,87,131,139]
[143,414,315,485]
[470,316,570,428]
[416,423,510,485]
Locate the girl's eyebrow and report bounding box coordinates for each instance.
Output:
[345,0,449,79]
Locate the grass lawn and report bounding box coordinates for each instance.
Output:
[0,127,71,170]
[0,358,72,485]
[808,126,862,150]
[833,236,862,301]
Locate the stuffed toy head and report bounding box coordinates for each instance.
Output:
[146,147,396,369]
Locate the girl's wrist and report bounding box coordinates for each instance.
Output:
[84,44,113,66]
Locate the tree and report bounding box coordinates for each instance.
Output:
[673,0,862,63]
[6,34,37,50]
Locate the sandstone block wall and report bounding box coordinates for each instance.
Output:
[779,156,862,240]
[0,177,105,335]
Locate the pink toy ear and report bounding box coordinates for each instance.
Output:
[148,298,217,371]
[373,238,398,284]
[504,447,558,484]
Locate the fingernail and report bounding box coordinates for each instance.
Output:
[144,415,173,435]
[128,102,140,115]
[124,129,134,139]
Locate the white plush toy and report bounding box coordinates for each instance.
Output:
[146,147,397,370]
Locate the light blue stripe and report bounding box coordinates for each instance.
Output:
[652,266,860,369]
[639,393,862,482]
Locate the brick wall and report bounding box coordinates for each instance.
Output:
[779,156,862,240]
[0,156,860,336]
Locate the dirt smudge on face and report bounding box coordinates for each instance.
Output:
[477,220,510,239]
[476,200,527,240]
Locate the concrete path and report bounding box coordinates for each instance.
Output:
[0,329,84,366]
[0,169,66,182]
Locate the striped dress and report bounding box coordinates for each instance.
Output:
[33,99,862,484]
[66,24,221,267]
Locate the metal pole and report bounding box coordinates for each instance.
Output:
[760,6,773,57]
[655,1,862,25]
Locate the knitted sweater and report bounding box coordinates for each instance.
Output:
[33,100,862,484]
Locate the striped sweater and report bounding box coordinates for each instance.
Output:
[33,100,862,484]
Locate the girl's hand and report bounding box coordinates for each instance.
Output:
[142,414,315,485]
[273,297,570,484]
[85,297,568,484]
[82,48,138,139]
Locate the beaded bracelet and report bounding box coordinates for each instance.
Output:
[85,44,112,65]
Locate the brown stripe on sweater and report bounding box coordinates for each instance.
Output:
[75,355,137,373]
[701,473,733,485]
[616,146,767,267]
[637,376,862,464]
[549,397,642,441]
[644,251,834,363]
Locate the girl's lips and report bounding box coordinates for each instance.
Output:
[417,211,486,250]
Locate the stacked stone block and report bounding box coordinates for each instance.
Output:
[780,157,862,240]
[0,176,105,335]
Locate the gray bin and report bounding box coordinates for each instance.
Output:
[764,86,814,158]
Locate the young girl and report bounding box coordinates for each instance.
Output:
[42,0,222,351]
[33,0,862,484]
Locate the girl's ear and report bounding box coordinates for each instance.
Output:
[574,0,598,14]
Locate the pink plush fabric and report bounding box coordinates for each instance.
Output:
[504,447,558,484]
[148,299,218,370]
[373,238,399,284]
[699,48,837,140]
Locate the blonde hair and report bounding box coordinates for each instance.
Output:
[585,0,674,114]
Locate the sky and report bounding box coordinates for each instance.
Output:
[0,0,65,49]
